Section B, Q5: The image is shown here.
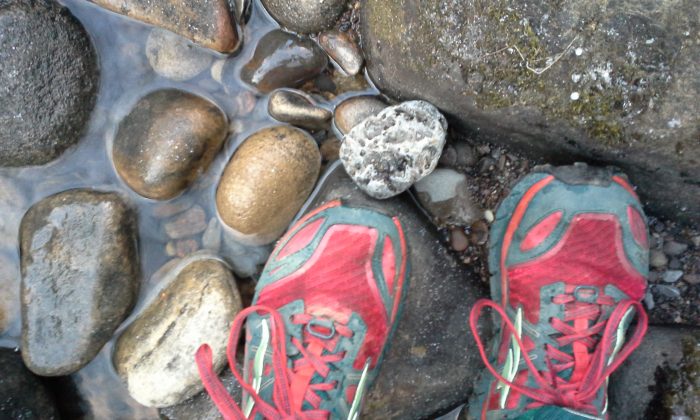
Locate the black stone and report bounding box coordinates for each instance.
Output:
[0,0,98,166]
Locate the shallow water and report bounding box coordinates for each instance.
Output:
[0,0,376,417]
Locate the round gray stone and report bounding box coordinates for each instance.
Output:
[261,0,348,34]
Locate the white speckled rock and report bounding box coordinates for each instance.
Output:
[114,257,241,407]
[339,100,447,199]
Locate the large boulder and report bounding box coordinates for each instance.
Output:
[360,0,700,223]
[301,162,489,419]
[0,0,99,167]
[19,189,140,376]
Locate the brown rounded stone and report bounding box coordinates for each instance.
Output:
[333,95,387,135]
[216,126,321,245]
[113,90,228,200]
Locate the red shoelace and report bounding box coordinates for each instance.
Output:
[469,294,648,414]
[196,305,352,420]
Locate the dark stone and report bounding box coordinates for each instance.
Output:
[90,0,239,53]
[19,189,140,376]
[298,162,489,419]
[0,348,59,419]
[609,326,700,419]
[239,30,328,93]
[113,90,228,201]
[261,0,348,34]
[360,0,700,223]
[0,0,98,167]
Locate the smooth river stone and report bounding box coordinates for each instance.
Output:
[90,0,239,53]
[146,28,213,81]
[20,189,139,376]
[333,95,387,135]
[114,257,242,408]
[261,0,348,34]
[268,89,332,130]
[216,126,321,245]
[113,90,228,200]
[0,0,98,167]
[318,30,364,76]
[240,30,328,93]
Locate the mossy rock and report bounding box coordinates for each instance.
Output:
[361,0,700,223]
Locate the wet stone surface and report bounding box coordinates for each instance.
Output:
[261,0,348,34]
[20,189,140,376]
[113,89,228,201]
[0,0,98,167]
[318,30,364,76]
[239,30,328,93]
[216,125,321,245]
[333,95,387,135]
[268,89,332,130]
[145,29,213,81]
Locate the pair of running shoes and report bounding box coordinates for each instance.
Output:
[195,165,649,420]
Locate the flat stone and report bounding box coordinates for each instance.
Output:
[650,249,668,268]
[0,0,98,166]
[114,257,242,408]
[268,89,332,130]
[663,241,689,257]
[164,206,208,239]
[90,0,239,53]
[240,30,327,93]
[261,0,348,34]
[360,0,700,223]
[146,28,213,81]
[413,168,482,226]
[113,90,228,200]
[609,326,700,418]
[216,126,321,245]
[299,162,488,419]
[662,270,684,284]
[333,95,387,135]
[0,348,59,419]
[19,189,139,376]
[340,100,447,199]
[318,30,364,76]
[654,284,681,299]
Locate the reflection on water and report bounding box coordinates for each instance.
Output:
[0,0,377,417]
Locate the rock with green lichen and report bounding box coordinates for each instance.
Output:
[361,0,700,223]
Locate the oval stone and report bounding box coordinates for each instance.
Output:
[20,189,139,376]
[261,0,347,34]
[333,95,387,135]
[216,126,321,245]
[114,257,242,408]
[113,90,228,200]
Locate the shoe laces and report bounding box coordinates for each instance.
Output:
[196,305,352,420]
[469,293,648,415]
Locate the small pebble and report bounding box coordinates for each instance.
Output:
[454,142,478,167]
[649,249,668,268]
[164,206,207,239]
[669,258,682,270]
[654,284,681,299]
[438,144,457,167]
[484,210,495,224]
[333,95,387,135]
[320,136,341,162]
[318,30,364,76]
[146,29,212,81]
[683,274,700,285]
[643,291,655,310]
[663,240,688,257]
[662,270,684,284]
[469,220,489,245]
[449,227,469,252]
[691,236,700,248]
[268,89,331,130]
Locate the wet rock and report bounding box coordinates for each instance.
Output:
[146,28,213,81]
[113,90,228,200]
[216,126,321,245]
[662,270,684,284]
[320,136,341,162]
[454,142,478,167]
[664,241,688,257]
[268,89,332,130]
[0,0,98,166]
[164,205,207,239]
[0,254,19,335]
[90,0,239,53]
[340,100,447,199]
[318,30,364,76]
[159,369,242,420]
[0,348,59,419]
[299,162,488,419]
[114,257,242,408]
[261,0,347,34]
[609,326,700,419]
[0,176,26,250]
[413,168,482,226]
[333,95,387,135]
[654,284,681,299]
[361,0,700,223]
[449,227,469,252]
[19,189,139,376]
[469,220,489,246]
[240,30,327,93]
[650,249,668,269]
